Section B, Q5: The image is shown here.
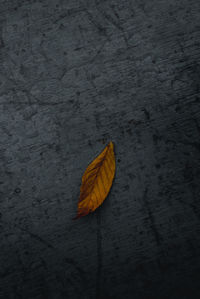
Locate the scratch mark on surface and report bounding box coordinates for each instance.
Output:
[84,8,107,37]
[1,219,55,250]
[18,226,56,249]
[95,0,128,46]
[96,211,102,299]
[142,187,162,246]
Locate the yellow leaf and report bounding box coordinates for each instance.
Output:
[74,141,116,219]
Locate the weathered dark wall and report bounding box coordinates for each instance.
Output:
[0,0,200,298]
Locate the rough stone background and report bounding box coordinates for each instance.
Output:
[0,0,200,298]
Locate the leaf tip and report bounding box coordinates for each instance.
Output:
[109,140,114,148]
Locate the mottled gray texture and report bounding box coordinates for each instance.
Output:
[0,0,200,298]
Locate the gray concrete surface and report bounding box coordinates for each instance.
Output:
[0,0,200,298]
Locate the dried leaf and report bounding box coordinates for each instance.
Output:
[74,141,115,219]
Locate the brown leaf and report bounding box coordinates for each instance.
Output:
[74,141,116,219]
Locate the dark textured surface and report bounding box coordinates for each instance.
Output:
[0,0,200,298]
